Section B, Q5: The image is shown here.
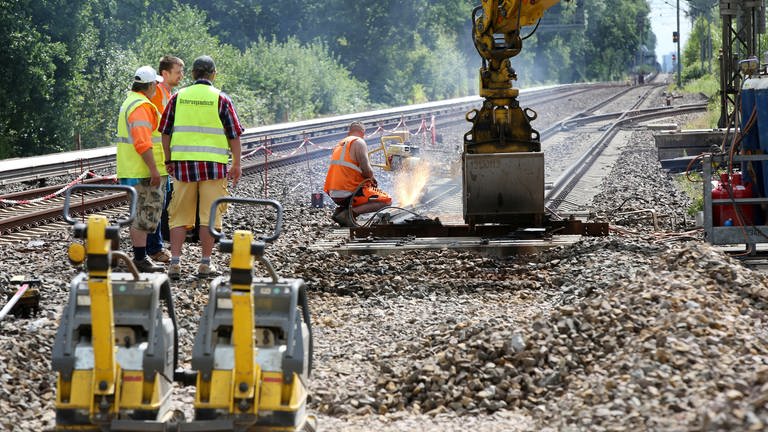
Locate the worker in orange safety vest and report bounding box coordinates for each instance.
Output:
[324,121,392,227]
[145,55,185,264]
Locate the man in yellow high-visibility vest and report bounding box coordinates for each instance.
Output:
[115,66,167,273]
[160,55,243,280]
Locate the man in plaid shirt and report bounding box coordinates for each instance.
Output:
[160,55,244,280]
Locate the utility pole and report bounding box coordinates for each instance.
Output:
[677,0,682,87]
[707,13,712,74]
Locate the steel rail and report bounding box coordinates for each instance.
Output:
[223,85,618,160]
[0,191,127,235]
[0,177,116,208]
[373,181,461,225]
[539,83,666,141]
[0,83,619,186]
[544,102,709,210]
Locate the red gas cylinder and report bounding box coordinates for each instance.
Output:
[713,172,755,226]
[711,173,728,226]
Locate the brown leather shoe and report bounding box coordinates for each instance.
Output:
[133,256,165,273]
[149,249,171,263]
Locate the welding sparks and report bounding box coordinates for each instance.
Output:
[394,160,432,207]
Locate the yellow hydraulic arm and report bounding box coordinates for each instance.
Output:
[229,229,260,414]
[466,0,562,154]
[84,215,121,417]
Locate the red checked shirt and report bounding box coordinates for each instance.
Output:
[159,79,244,182]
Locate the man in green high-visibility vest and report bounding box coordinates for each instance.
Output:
[160,55,243,280]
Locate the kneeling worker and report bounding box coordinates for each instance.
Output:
[324,121,392,226]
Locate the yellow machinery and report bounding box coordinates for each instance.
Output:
[53,185,179,429]
[191,197,315,431]
[368,134,421,171]
[463,0,564,226]
[52,187,314,431]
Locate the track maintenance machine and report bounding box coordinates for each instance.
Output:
[463,0,566,227]
[191,197,314,431]
[52,185,314,431]
[368,132,421,172]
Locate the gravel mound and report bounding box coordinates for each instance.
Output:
[372,238,768,431]
[4,85,763,432]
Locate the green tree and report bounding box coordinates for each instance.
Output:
[582,0,650,81]
[685,0,717,21]
[682,15,719,81]
[1,0,656,158]
[239,37,368,124]
[0,0,69,157]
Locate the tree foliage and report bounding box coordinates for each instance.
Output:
[510,0,653,84]
[685,0,717,21]
[1,0,653,158]
[682,15,719,82]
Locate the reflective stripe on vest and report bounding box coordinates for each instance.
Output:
[329,140,363,173]
[170,84,229,163]
[323,136,365,194]
[160,83,169,108]
[114,91,165,178]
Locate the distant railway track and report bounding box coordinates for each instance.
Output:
[544,102,708,211]
[0,83,616,186]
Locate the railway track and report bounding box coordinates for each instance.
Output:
[544,101,708,212]
[0,81,689,241]
[0,83,614,186]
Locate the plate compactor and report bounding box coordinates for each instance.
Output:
[52,185,315,431]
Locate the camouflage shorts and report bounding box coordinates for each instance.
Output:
[132,177,167,232]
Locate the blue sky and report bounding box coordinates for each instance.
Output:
[648,0,693,63]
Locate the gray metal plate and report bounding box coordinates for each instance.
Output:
[463,152,544,223]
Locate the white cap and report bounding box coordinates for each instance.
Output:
[134,66,163,83]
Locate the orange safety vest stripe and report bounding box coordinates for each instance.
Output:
[324,136,366,194]
[128,103,158,156]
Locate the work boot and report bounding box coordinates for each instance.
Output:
[332,208,352,227]
[168,263,181,281]
[149,248,172,263]
[197,262,219,278]
[133,256,165,273]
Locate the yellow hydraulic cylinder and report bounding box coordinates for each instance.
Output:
[85,215,119,400]
[231,230,258,410]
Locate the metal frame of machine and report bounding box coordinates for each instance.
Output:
[702,153,768,250]
[53,185,179,429]
[719,0,766,128]
[702,2,768,252]
[52,186,314,431]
